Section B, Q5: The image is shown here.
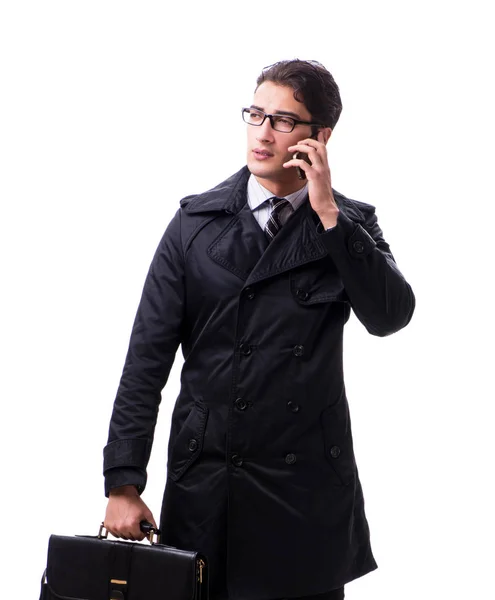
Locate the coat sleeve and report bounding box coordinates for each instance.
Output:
[319,203,415,336]
[103,209,185,496]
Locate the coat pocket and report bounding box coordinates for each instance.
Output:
[320,402,356,486]
[168,401,209,482]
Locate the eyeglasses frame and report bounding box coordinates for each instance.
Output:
[241,107,322,133]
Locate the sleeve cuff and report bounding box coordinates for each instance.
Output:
[103,438,152,497]
[318,210,377,258]
[104,467,147,498]
[103,438,152,471]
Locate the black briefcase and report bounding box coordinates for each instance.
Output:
[39,522,208,600]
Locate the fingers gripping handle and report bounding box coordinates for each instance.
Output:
[98,521,161,544]
[140,520,161,544]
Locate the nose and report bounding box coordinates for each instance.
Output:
[256,116,275,143]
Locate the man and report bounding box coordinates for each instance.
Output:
[103,59,415,600]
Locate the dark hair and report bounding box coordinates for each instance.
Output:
[256,59,343,130]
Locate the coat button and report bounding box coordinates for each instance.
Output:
[295,289,309,301]
[353,240,365,254]
[188,439,198,452]
[285,453,297,465]
[231,454,243,467]
[245,287,255,300]
[287,400,300,413]
[292,345,304,357]
[235,397,247,411]
[330,445,341,459]
[239,343,252,356]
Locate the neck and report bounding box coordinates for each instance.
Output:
[254,175,307,198]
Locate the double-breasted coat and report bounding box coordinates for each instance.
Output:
[103,166,415,600]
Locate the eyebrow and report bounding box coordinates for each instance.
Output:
[250,104,304,120]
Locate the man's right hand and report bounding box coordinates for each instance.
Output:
[104,485,157,541]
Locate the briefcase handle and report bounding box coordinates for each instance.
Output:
[139,520,162,544]
[97,521,162,545]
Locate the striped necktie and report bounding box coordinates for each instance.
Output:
[264,197,293,242]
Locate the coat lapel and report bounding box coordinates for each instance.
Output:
[183,167,268,282]
[244,200,327,286]
[244,192,367,286]
[182,166,366,286]
[207,202,269,281]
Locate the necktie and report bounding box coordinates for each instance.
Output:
[264,197,293,242]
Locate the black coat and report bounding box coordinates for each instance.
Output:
[104,167,415,600]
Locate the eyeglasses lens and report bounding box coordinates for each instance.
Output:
[243,109,295,133]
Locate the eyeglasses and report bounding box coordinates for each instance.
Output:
[241,107,321,133]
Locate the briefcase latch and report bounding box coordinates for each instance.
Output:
[110,584,126,600]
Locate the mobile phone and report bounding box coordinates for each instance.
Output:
[293,132,319,180]
[293,151,311,180]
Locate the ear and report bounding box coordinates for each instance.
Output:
[318,127,333,145]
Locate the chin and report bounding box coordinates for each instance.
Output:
[247,161,280,181]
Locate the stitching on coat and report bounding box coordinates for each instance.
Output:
[183,214,219,256]
[207,215,250,280]
[248,247,325,283]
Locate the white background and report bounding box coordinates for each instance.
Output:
[1,1,494,598]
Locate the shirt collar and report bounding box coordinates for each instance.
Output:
[247,174,308,212]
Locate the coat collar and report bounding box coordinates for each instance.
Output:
[181,166,366,223]
[181,167,251,215]
[184,166,366,285]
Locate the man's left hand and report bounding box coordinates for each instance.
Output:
[285,131,339,229]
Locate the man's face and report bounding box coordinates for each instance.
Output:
[246,81,314,187]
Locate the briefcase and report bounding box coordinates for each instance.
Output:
[39,521,208,600]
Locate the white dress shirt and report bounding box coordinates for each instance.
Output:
[246,174,308,230]
[246,174,336,232]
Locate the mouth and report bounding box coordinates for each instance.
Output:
[253,148,274,160]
